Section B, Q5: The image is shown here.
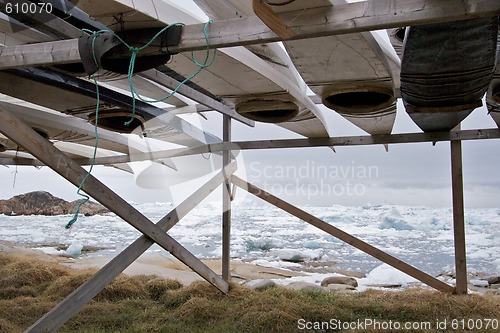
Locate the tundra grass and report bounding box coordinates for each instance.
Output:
[0,253,498,333]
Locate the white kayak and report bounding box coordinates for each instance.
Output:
[77,0,330,137]
[192,0,399,135]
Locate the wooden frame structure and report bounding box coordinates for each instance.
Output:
[1,0,499,70]
[0,1,499,331]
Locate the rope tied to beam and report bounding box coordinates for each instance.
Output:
[66,20,217,228]
[125,19,217,125]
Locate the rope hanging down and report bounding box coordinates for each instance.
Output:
[66,20,217,228]
[66,75,100,229]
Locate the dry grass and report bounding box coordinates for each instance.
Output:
[0,252,498,333]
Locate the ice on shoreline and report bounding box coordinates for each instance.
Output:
[1,203,499,278]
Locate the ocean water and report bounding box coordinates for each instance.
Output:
[1,201,499,277]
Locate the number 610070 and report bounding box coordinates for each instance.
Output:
[4,2,53,14]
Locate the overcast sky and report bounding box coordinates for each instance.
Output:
[0,0,499,209]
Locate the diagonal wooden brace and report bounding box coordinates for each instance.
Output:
[25,163,236,333]
[0,105,229,294]
[252,0,295,39]
[232,176,455,293]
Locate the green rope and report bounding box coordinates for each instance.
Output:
[66,75,100,229]
[66,21,216,228]
[125,20,216,125]
[82,20,216,125]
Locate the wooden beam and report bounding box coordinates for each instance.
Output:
[0,104,229,294]
[252,0,295,39]
[232,176,455,293]
[451,138,468,295]
[230,129,500,150]
[78,129,500,166]
[26,162,236,333]
[0,38,80,69]
[222,115,232,281]
[176,0,500,51]
[1,0,498,69]
[14,123,495,168]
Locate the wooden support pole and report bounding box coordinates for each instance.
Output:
[0,105,229,294]
[451,139,468,295]
[222,115,232,281]
[1,0,498,69]
[232,176,455,293]
[25,163,236,333]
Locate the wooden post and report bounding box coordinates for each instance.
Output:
[0,105,229,294]
[25,164,235,333]
[451,136,468,295]
[232,176,455,293]
[222,115,232,281]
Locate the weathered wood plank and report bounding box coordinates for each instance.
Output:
[232,176,455,293]
[252,0,295,39]
[75,129,500,166]
[0,105,229,294]
[173,0,500,51]
[0,38,80,69]
[25,163,236,333]
[230,129,500,150]
[1,0,498,69]
[451,138,468,295]
[5,128,498,168]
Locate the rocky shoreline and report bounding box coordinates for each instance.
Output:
[1,240,498,296]
[0,191,109,216]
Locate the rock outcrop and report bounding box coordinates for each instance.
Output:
[243,279,276,291]
[285,282,324,292]
[0,191,108,216]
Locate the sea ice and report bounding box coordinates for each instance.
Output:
[65,243,83,256]
[359,263,419,286]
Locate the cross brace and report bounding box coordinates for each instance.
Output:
[0,103,232,331]
[25,164,236,333]
[232,176,455,293]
